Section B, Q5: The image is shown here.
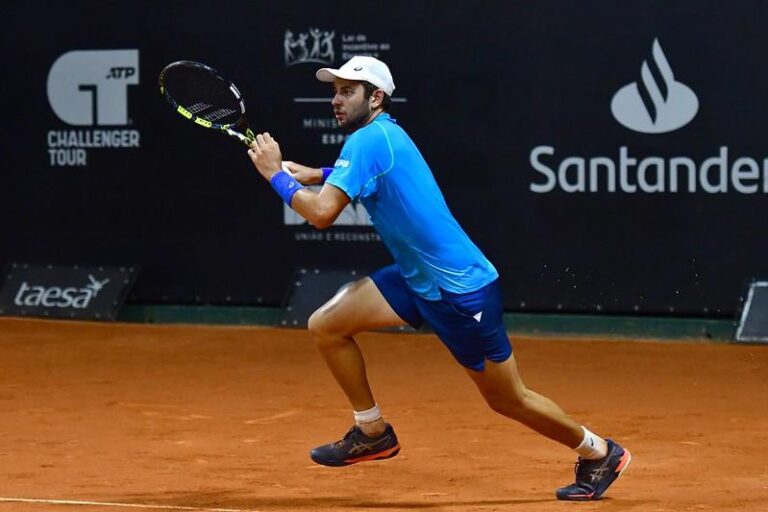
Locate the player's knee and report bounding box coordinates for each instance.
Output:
[307,283,362,343]
[307,308,346,344]
[307,309,330,339]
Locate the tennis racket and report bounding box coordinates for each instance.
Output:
[158,60,255,147]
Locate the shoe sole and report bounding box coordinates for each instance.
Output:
[559,449,632,501]
[311,444,401,467]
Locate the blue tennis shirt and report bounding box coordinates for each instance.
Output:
[326,113,498,300]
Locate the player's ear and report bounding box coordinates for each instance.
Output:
[371,89,383,108]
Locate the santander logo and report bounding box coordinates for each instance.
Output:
[611,39,698,134]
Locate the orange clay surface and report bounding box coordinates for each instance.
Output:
[0,317,767,512]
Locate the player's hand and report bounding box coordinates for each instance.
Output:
[283,161,325,185]
[247,132,283,180]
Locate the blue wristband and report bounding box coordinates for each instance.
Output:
[321,167,334,183]
[270,170,304,206]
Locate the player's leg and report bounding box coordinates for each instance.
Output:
[307,275,406,426]
[422,279,590,446]
[307,265,421,467]
[467,359,631,500]
[463,354,583,447]
[421,279,630,499]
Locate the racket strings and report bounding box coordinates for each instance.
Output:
[187,102,213,114]
[201,107,239,122]
[184,101,239,123]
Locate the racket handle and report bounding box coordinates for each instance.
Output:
[224,127,254,147]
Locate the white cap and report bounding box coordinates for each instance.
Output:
[316,56,395,96]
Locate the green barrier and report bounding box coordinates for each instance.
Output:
[118,305,734,341]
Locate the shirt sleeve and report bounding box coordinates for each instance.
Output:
[325,126,389,201]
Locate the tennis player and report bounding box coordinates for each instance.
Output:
[247,56,630,501]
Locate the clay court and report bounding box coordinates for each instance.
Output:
[0,317,766,512]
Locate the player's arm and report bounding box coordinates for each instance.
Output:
[248,132,348,229]
[282,161,334,186]
[290,185,349,229]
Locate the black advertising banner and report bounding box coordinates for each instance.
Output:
[735,281,768,343]
[2,1,767,317]
[0,264,138,320]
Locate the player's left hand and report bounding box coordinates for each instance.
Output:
[247,132,283,180]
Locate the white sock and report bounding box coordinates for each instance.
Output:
[354,404,382,425]
[574,426,608,460]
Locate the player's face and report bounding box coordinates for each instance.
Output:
[331,79,372,131]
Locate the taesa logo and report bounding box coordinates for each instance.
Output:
[13,274,110,309]
[611,39,698,134]
[47,49,139,126]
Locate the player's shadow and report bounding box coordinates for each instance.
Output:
[337,497,554,508]
[119,491,557,510]
[119,489,652,510]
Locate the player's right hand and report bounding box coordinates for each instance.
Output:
[247,132,284,181]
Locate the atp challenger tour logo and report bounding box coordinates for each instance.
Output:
[529,38,768,195]
[47,49,140,167]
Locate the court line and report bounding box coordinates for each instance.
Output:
[243,409,300,424]
[0,497,261,512]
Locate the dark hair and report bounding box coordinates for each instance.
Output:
[362,81,391,111]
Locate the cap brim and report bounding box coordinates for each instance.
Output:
[316,68,394,96]
[316,68,368,83]
[316,68,342,82]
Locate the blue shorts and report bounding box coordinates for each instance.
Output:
[370,265,512,371]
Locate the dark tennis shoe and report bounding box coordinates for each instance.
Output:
[310,424,401,467]
[556,439,631,501]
